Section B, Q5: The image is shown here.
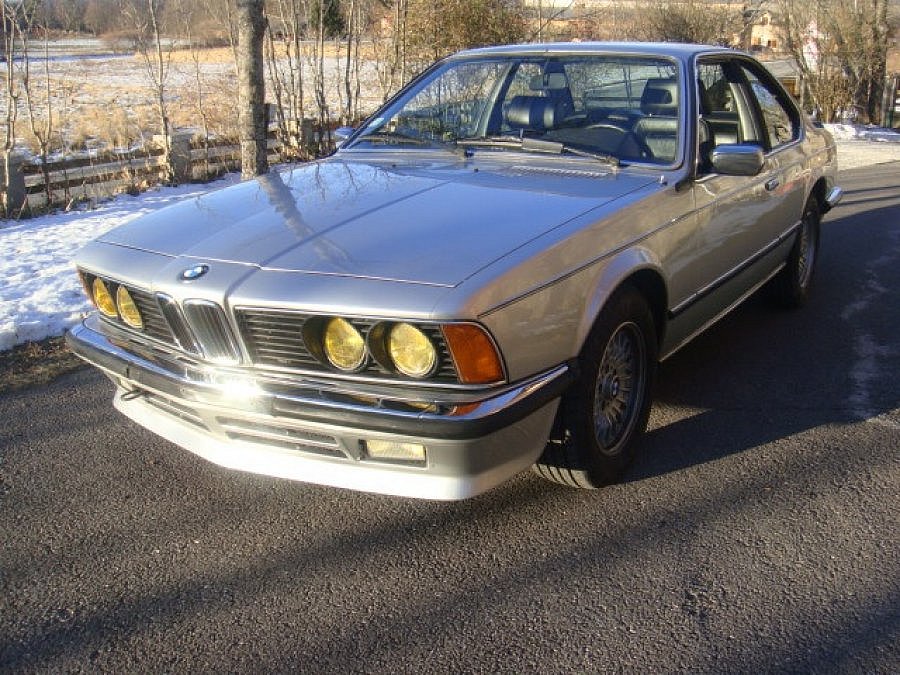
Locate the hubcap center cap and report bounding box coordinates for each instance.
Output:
[602,376,620,399]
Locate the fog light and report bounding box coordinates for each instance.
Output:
[363,439,426,463]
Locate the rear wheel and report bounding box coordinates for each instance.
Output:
[534,285,656,488]
[769,197,821,308]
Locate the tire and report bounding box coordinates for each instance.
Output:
[534,285,657,489]
[768,197,821,308]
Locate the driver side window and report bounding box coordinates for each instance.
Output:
[697,62,744,148]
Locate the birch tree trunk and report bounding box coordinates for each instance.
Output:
[237,0,268,179]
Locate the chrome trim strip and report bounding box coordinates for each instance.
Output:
[668,220,799,318]
[661,261,785,361]
[480,194,681,318]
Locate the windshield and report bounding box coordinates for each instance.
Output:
[346,54,681,165]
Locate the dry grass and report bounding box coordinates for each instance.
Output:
[0,336,85,395]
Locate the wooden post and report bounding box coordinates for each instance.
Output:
[1,152,27,216]
[169,131,194,183]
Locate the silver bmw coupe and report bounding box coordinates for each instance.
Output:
[68,42,842,499]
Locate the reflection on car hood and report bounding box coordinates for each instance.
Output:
[99,154,658,287]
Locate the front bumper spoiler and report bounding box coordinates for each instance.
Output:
[66,316,573,499]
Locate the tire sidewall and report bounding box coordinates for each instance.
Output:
[787,198,822,305]
[562,285,657,485]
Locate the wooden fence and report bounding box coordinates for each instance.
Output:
[2,120,321,215]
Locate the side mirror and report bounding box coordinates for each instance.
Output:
[334,126,355,148]
[710,144,765,176]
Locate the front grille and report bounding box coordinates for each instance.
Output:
[79,269,462,383]
[128,287,175,344]
[183,300,240,364]
[143,392,208,430]
[215,417,344,457]
[236,309,317,370]
[236,308,460,382]
[157,294,200,354]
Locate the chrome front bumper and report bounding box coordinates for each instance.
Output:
[825,186,843,211]
[67,316,572,499]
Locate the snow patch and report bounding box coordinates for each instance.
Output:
[824,123,900,143]
[0,174,240,352]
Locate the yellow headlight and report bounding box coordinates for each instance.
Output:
[389,323,436,378]
[92,278,118,318]
[115,285,143,329]
[323,317,366,371]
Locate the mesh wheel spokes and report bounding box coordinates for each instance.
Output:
[593,323,644,453]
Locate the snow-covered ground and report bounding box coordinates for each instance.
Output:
[1,132,898,353]
[0,174,240,352]
[823,124,900,170]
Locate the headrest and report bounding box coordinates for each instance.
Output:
[529,72,568,91]
[641,78,679,116]
[505,96,558,131]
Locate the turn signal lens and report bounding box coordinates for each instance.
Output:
[323,317,366,371]
[115,285,143,329]
[442,323,504,384]
[92,278,118,318]
[389,323,436,378]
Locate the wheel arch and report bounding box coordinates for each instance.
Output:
[810,176,829,213]
[576,249,668,358]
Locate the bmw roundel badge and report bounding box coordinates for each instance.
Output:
[180,264,209,281]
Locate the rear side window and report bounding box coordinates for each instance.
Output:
[739,64,798,149]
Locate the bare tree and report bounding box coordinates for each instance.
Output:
[776,0,893,123]
[636,0,749,46]
[22,13,56,207]
[173,0,212,179]
[200,0,240,77]
[340,0,369,124]
[236,0,267,178]
[372,0,409,102]
[266,0,307,154]
[119,0,177,182]
[2,0,37,216]
[530,0,574,42]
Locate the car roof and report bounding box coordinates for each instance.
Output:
[453,41,736,61]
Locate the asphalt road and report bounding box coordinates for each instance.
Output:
[1,164,898,673]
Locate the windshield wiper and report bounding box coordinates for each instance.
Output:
[455,135,619,167]
[520,137,620,167]
[455,135,521,149]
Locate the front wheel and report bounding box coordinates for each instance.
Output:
[768,197,821,308]
[534,285,657,488]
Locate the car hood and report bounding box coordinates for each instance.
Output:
[99,154,658,287]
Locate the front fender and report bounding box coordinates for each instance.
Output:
[574,247,666,356]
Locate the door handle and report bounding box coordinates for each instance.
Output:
[765,178,780,191]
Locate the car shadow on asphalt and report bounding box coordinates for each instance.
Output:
[624,191,900,484]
